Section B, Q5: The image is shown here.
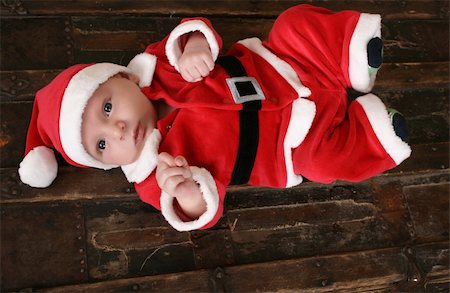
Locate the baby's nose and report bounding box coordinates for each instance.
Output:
[111,121,126,140]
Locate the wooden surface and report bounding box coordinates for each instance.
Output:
[1,0,449,292]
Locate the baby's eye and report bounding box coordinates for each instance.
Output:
[103,101,112,115]
[98,139,106,151]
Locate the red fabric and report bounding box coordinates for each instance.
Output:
[291,87,396,183]
[265,4,359,90]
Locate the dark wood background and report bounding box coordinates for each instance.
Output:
[1,0,448,292]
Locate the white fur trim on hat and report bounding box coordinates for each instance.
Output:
[348,13,381,93]
[121,129,161,183]
[127,53,157,88]
[284,98,316,187]
[59,63,132,170]
[165,19,220,72]
[356,94,411,165]
[18,146,58,188]
[238,37,311,98]
[160,166,219,231]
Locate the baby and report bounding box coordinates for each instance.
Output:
[19,4,411,231]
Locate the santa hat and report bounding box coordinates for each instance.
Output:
[19,53,157,188]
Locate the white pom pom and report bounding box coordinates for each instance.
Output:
[18,146,58,188]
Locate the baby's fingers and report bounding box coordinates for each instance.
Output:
[201,53,215,72]
[158,152,176,168]
[180,67,198,82]
[174,155,189,167]
[157,166,190,186]
[161,175,186,196]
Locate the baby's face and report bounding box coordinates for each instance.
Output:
[81,74,156,165]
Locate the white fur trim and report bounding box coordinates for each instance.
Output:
[121,129,161,183]
[165,19,220,72]
[348,13,381,93]
[356,94,411,165]
[18,146,58,188]
[238,37,311,98]
[127,53,157,88]
[60,63,132,170]
[160,166,220,231]
[284,98,316,187]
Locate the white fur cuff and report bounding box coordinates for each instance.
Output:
[18,146,58,188]
[348,13,382,93]
[284,98,316,187]
[127,53,157,88]
[165,19,220,72]
[160,166,220,231]
[356,94,411,165]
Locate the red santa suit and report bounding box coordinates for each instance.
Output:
[116,4,411,231]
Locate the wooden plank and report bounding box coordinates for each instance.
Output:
[0,17,72,70]
[41,269,214,293]
[0,70,59,102]
[407,114,449,145]
[71,17,449,64]
[374,62,449,90]
[228,242,448,292]
[0,167,134,203]
[381,20,449,63]
[227,248,407,292]
[413,242,450,291]
[225,176,422,264]
[84,200,196,280]
[404,183,449,241]
[222,172,449,266]
[0,101,31,168]
[1,0,448,20]
[227,210,410,264]
[0,203,88,291]
[2,16,447,70]
[40,242,450,292]
[40,172,450,283]
[1,173,447,289]
[393,142,449,174]
[375,87,449,118]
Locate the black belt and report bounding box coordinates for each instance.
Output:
[216,56,265,185]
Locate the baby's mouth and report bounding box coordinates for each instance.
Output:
[134,122,148,146]
[133,123,141,145]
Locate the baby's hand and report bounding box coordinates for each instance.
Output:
[156,152,207,218]
[178,32,214,82]
[156,152,193,196]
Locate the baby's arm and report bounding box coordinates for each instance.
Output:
[156,152,207,219]
[178,32,215,82]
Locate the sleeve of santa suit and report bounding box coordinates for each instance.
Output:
[144,17,222,72]
[135,167,227,231]
[266,4,381,93]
